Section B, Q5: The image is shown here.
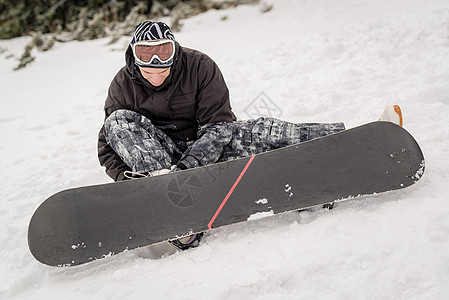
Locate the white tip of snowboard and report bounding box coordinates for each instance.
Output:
[379,105,403,127]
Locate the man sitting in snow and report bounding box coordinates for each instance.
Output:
[98,21,398,250]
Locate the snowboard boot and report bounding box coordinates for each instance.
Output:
[169,233,204,251]
[379,105,403,127]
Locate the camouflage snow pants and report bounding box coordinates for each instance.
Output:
[104,109,345,173]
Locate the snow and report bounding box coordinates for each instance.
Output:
[1,0,449,298]
[255,198,269,205]
[248,210,275,221]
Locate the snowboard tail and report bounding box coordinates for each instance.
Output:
[28,122,424,266]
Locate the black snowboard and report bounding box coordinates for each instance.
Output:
[28,122,425,267]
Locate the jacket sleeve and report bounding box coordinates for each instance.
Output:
[97,74,131,181]
[177,57,235,169]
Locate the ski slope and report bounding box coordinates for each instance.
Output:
[1,0,449,298]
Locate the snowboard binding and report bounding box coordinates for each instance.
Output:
[169,233,204,250]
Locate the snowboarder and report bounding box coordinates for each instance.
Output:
[97,21,401,250]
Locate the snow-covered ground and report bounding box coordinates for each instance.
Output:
[1,0,449,298]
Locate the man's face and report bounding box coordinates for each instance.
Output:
[138,66,171,86]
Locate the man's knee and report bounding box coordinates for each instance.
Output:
[107,109,133,120]
[105,109,140,128]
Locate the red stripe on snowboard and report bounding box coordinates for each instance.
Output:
[208,155,256,230]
